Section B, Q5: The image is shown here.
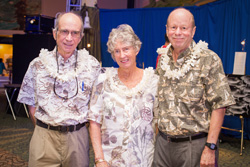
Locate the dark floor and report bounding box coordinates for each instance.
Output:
[0,87,250,167]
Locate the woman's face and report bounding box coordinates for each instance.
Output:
[113,40,138,69]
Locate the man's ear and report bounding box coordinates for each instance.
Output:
[53,29,57,40]
[192,26,196,38]
[166,25,169,38]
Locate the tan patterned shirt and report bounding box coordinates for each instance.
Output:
[17,48,101,126]
[156,41,235,136]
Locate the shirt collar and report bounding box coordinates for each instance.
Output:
[55,49,77,66]
[168,40,196,65]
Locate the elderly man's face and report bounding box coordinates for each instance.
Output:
[167,9,196,53]
[53,13,82,59]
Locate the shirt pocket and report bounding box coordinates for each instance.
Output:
[175,77,204,103]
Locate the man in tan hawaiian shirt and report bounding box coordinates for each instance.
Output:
[153,8,235,167]
[17,12,101,167]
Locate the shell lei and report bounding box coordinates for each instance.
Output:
[39,48,90,82]
[156,40,208,80]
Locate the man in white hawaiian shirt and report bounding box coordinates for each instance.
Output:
[17,12,101,167]
[153,8,235,167]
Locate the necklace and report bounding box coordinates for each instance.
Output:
[39,48,90,82]
[156,40,208,80]
[107,67,156,97]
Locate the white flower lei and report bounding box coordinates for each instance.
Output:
[39,48,90,82]
[156,40,208,80]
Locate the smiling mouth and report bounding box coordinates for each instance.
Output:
[121,59,129,63]
[174,38,183,40]
[63,42,73,46]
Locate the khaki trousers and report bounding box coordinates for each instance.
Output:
[29,125,89,167]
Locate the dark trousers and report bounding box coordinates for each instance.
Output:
[152,133,219,167]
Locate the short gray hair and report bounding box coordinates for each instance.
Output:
[53,12,84,37]
[107,24,142,61]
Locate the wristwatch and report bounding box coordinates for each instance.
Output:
[205,142,217,150]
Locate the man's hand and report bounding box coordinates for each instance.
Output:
[200,146,216,167]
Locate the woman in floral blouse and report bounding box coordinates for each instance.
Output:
[88,24,159,167]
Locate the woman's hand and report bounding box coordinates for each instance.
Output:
[96,161,109,167]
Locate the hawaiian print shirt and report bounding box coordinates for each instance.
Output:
[156,41,235,136]
[17,48,101,126]
[88,67,159,167]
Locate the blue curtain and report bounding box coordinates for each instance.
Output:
[222,115,250,139]
[99,0,250,74]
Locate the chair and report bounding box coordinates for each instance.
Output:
[4,84,29,120]
[221,74,250,155]
[0,76,10,87]
[221,115,244,155]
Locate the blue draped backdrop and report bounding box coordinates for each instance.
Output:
[99,0,250,75]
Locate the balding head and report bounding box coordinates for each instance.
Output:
[52,12,84,59]
[167,8,195,28]
[166,8,196,54]
[53,12,84,37]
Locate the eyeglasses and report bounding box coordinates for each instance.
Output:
[53,49,79,101]
[53,77,78,101]
[58,29,81,38]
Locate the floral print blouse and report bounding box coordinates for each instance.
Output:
[88,67,159,167]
